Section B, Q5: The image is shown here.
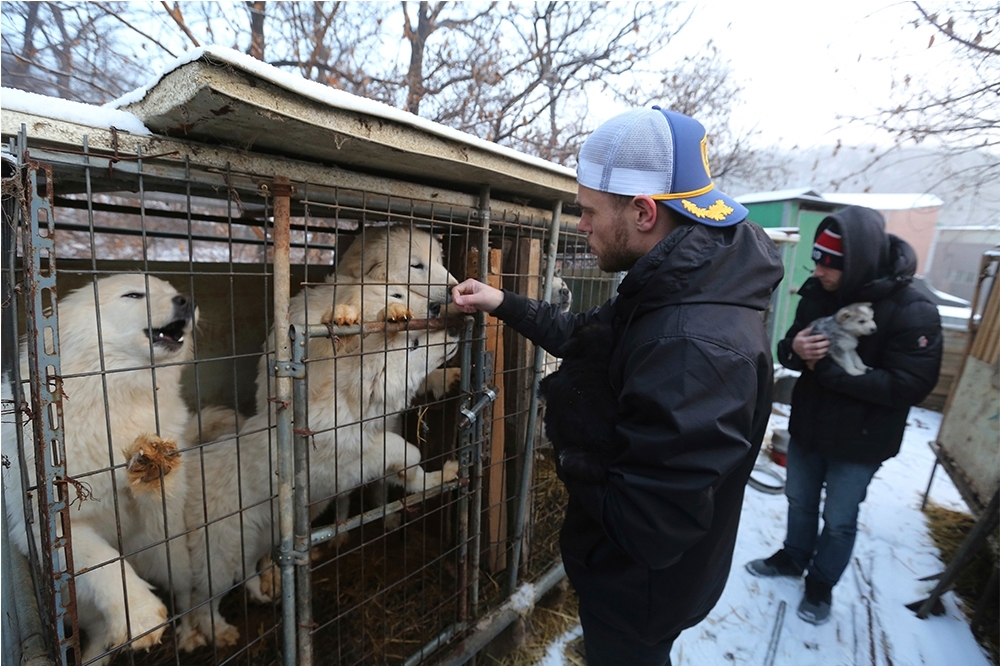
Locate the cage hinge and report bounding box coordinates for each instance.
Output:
[271,361,305,378]
[273,548,310,566]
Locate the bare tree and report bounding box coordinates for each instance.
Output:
[1,1,765,178]
[856,0,999,194]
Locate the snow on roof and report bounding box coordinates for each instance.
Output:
[108,45,576,179]
[2,87,150,136]
[735,188,945,211]
[735,188,825,204]
[821,192,944,210]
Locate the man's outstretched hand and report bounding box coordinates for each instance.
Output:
[451,279,504,314]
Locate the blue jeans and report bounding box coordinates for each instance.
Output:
[783,439,881,587]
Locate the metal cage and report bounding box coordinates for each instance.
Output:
[1,101,618,666]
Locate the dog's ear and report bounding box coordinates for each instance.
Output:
[365,259,384,277]
[836,308,854,323]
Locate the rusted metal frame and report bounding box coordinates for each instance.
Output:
[262,175,300,666]
[21,156,82,663]
[3,135,53,666]
[506,200,562,597]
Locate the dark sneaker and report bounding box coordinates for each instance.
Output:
[746,549,803,578]
[797,576,833,625]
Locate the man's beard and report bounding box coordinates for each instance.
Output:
[596,215,643,273]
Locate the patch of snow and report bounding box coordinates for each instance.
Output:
[510,582,538,615]
[535,624,583,666]
[2,88,150,136]
[538,407,992,666]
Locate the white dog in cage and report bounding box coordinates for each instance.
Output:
[181,288,460,650]
[2,274,198,664]
[252,225,458,418]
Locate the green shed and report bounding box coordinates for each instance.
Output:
[737,188,843,356]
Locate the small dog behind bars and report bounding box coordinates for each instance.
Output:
[809,302,877,376]
[2,274,198,665]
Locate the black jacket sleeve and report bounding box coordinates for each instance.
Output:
[569,335,758,569]
[812,297,943,408]
[492,289,608,355]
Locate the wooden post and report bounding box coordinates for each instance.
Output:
[509,237,542,569]
[466,248,509,572]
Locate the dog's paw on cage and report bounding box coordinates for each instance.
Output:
[123,434,182,496]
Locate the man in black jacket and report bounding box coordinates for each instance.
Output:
[452,107,784,665]
[747,206,943,625]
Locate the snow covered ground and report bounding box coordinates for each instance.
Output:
[537,405,993,666]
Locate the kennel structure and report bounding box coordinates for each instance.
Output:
[1,48,613,666]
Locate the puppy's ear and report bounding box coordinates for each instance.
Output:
[836,309,854,323]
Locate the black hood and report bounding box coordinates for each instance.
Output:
[815,205,917,303]
[615,220,784,319]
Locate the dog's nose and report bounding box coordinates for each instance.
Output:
[173,294,195,318]
[428,302,442,318]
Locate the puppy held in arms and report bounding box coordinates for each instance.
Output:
[810,302,877,376]
[538,321,620,483]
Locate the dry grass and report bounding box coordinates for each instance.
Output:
[119,495,461,666]
[923,502,999,664]
[109,450,574,666]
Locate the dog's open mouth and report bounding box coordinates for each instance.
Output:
[145,319,188,351]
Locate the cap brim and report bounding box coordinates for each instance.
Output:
[660,188,748,227]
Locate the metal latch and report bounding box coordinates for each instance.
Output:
[457,385,499,430]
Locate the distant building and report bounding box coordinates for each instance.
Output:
[926,227,1000,301]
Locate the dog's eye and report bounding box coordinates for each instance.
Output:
[122,292,145,299]
[411,261,425,270]
[391,292,404,300]
[410,337,420,351]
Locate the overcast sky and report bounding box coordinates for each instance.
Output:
[614,0,948,150]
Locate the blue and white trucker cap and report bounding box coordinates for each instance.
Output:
[576,106,748,227]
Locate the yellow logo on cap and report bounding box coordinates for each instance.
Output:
[700,135,711,177]
[682,199,734,222]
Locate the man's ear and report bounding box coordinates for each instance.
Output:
[633,195,659,232]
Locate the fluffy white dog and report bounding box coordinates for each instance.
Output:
[253,226,458,418]
[181,290,460,650]
[2,274,197,664]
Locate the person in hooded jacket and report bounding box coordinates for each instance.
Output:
[746,205,943,625]
[451,107,784,666]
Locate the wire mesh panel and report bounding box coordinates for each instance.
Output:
[3,122,595,666]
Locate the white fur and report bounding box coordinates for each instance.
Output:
[254,226,457,418]
[181,293,460,649]
[2,274,198,664]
